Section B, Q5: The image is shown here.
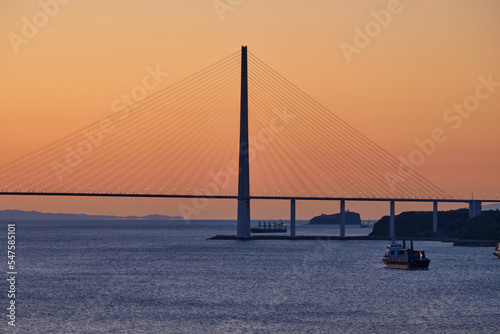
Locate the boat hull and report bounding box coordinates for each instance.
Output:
[494,251,500,259]
[382,258,430,270]
[250,228,287,233]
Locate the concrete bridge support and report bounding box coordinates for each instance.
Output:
[433,201,438,233]
[340,200,346,238]
[469,200,482,218]
[290,199,296,238]
[390,200,395,239]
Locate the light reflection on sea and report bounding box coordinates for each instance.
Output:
[1,220,498,333]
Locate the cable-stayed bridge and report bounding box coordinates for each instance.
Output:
[1,46,497,238]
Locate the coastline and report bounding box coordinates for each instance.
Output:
[208,235,498,246]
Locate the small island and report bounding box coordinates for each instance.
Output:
[309,211,361,225]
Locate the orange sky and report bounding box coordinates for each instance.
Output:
[0,0,499,219]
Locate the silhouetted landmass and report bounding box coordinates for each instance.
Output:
[483,203,500,211]
[0,210,182,221]
[370,209,500,240]
[309,212,361,225]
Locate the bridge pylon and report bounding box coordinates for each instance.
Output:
[237,46,251,238]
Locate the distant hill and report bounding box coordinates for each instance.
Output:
[370,208,500,240]
[0,210,183,221]
[483,203,500,211]
[309,211,361,225]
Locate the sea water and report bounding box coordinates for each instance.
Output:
[0,220,498,333]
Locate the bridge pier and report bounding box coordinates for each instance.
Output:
[469,200,482,218]
[340,200,346,238]
[290,199,296,238]
[390,200,395,239]
[433,201,438,233]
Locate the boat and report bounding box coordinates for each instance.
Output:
[360,220,372,228]
[494,243,500,258]
[251,221,287,233]
[382,240,430,270]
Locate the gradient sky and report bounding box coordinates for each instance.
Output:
[0,0,499,219]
